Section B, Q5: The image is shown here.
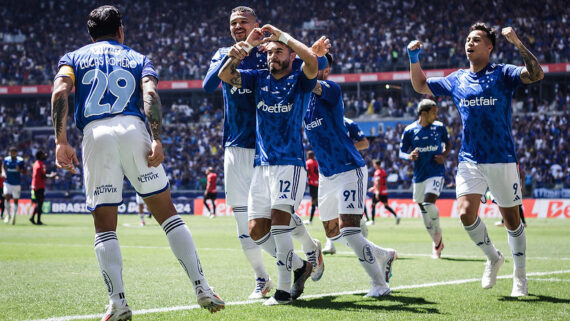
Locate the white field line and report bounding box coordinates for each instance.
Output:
[29,269,570,321]
[4,242,570,261]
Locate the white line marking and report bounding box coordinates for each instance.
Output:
[528,278,570,282]
[30,270,570,321]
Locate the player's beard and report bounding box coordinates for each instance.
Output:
[269,58,290,74]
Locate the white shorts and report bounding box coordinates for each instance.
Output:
[82,116,169,211]
[3,183,21,199]
[135,194,144,205]
[319,166,367,222]
[248,165,306,220]
[413,176,444,203]
[456,162,522,208]
[224,147,255,207]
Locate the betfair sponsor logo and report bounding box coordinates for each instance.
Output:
[138,172,159,183]
[417,145,439,152]
[304,118,323,130]
[230,86,252,95]
[460,97,498,107]
[256,101,292,113]
[94,184,118,196]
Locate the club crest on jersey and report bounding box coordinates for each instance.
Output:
[257,101,292,113]
[230,86,252,95]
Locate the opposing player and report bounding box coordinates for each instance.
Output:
[399,99,450,258]
[323,117,370,254]
[203,167,217,218]
[30,150,56,225]
[407,22,543,296]
[203,6,323,300]
[2,146,25,225]
[52,6,224,318]
[367,160,400,225]
[305,150,319,225]
[304,53,397,297]
[218,25,325,305]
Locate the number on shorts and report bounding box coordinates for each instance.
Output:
[279,180,291,193]
[343,190,356,202]
[82,69,136,118]
[433,180,440,188]
[513,183,518,195]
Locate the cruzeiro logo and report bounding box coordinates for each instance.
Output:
[359,245,375,264]
[138,172,159,183]
[94,184,117,196]
[257,100,293,113]
[286,250,294,271]
[102,270,113,294]
[460,97,498,107]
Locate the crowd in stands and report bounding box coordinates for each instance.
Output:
[1,0,568,85]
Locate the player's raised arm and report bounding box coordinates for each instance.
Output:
[219,28,264,87]
[407,40,433,95]
[261,24,318,79]
[501,27,544,84]
[51,75,78,174]
[142,75,164,167]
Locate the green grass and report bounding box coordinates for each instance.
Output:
[1,214,569,320]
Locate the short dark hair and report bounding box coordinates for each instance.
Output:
[325,53,333,68]
[373,159,381,166]
[307,150,315,158]
[231,6,257,19]
[87,5,123,40]
[36,150,45,160]
[470,22,496,50]
[9,146,17,153]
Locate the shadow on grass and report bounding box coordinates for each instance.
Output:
[293,292,443,315]
[499,294,570,304]
[440,257,486,263]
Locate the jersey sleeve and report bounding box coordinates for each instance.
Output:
[298,70,317,92]
[240,69,259,90]
[501,64,523,90]
[440,124,450,143]
[318,80,341,105]
[346,120,365,141]
[55,53,75,83]
[142,57,159,81]
[202,48,228,93]
[399,130,413,159]
[427,74,455,97]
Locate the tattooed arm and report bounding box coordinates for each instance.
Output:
[501,27,544,84]
[218,46,245,88]
[51,76,78,173]
[142,76,165,167]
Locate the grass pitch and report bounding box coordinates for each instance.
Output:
[1,214,569,320]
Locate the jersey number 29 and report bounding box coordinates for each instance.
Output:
[82,69,136,117]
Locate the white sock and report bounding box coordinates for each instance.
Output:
[507,223,526,270]
[161,215,210,294]
[420,206,436,240]
[13,204,18,217]
[272,225,304,292]
[325,238,334,248]
[290,214,317,253]
[5,201,10,218]
[423,202,442,242]
[330,233,350,247]
[94,231,127,307]
[341,227,385,285]
[464,217,500,262]
[139,214,145,222]
[233,207,268,279]
[254,232,277,257]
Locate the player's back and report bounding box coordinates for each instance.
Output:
[58,40,157,132]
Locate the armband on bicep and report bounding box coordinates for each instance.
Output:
[55,65,75,85]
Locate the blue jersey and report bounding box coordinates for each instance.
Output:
[203,47,266,148]
[240,68,316,167]
[344,117,366,142]
[304,80,365,177]
[400,120,449,182]
[56,40,158,132]
[427,63,522,163]
[3,156,24,185]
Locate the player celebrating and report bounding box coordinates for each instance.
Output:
[218,25,325,305]
[304,53,397,297]
[399,99,450,258]
[30,150,56,225]
[203,167,217,218]
[52,6,224,318]
[3,146,25,225]
[305,150,319,225]
[368,160,400,225]
[407,22,543,296]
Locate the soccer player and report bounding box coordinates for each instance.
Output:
[135,194,146,226]
[399,99,450,259]
[407,23,543,296]
[305,150,319,225]
[0,174,4,220]
[218,25,326,305]
[2,146,25,225]
[304,53,397,297]
[367,160,400,225]
[30,150,56,225]
[203,6,323,300]
[51,6,224,318]
[203,167,217,218]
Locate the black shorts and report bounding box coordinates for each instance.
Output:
[309,185,318,199]
[33,188,45,203]
[205,192,217,201]
[372,194,388,204]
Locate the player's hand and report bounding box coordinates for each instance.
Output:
[260,24,282,42]
[501,27,521,46]
[229,43,248,60]
[410,147,419,161]
[147,140,164,167]
[204,191,208,197]
[407,40,422,51]
[245,27,265,47]
[311,36,331,57]
[55,143,79,174]
[433,154,445,164]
